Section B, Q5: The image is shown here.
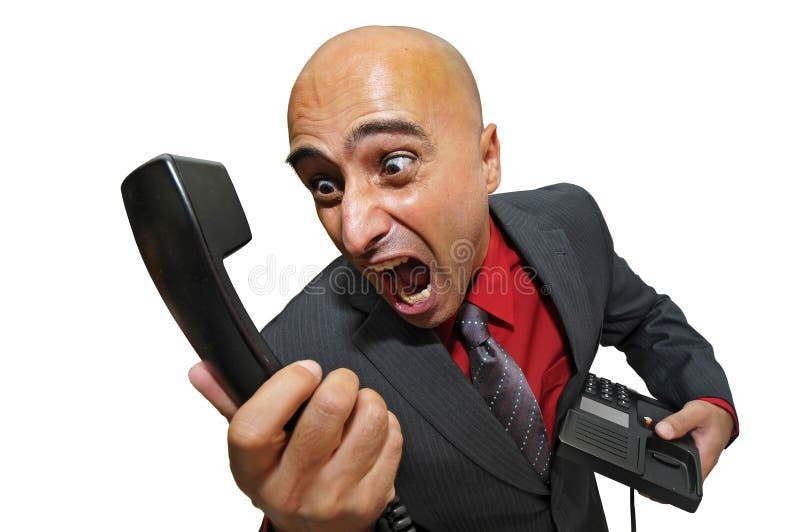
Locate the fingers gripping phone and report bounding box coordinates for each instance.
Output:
[121,154,415,532]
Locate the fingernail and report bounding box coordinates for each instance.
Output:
[656,421,674,439]
[295,359,322,379]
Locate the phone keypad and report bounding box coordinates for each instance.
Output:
[585,373,632,410]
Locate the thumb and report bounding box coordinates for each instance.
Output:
[655,401,704,440]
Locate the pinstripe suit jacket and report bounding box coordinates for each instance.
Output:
[261,183,735,531]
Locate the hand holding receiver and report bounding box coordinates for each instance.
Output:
[122,154,412,530]
[655,399,735,481]
[190,359,403,532]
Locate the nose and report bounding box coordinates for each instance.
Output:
[340,185,391,258]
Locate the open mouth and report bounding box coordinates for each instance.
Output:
[367,256,432,305]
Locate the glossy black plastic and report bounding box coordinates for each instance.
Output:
[121,154,282,405]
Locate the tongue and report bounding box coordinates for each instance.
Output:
[395,260,429,292]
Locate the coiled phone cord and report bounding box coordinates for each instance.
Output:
[382,495,416,531]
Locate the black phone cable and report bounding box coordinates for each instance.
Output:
[381,495,416,531]
[630,487,636,532]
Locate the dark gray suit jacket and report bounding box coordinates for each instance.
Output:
[261,184,735,531]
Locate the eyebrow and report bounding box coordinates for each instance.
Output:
[345,119,431,151]
[285,146,325,169]
[285,118,432,170]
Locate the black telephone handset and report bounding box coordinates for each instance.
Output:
[122,154,415,531]
[556,373,703,512]
[121,154,282,407]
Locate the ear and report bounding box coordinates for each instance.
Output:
[479,123,501,194]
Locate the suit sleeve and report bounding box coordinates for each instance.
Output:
[583,190,737,440]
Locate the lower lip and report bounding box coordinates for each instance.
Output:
[379,274,437,317]
[393,286,437,316]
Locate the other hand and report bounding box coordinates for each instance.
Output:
[655,399,734,481]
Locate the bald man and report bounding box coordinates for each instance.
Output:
[190,26,736,531]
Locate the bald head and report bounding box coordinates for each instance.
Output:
[284,26,501,328]
[288,26,483,139]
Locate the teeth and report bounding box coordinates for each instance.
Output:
[399,283,432,305]
[368,257,431,306]
[371,256,409,272]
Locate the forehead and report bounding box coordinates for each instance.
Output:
[288,48,458,149]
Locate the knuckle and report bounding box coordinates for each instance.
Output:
[348,389,392,446]
[388,426,404,456]
[330,492,382,526]
[268,483,302,515]
[310,370,360,420]
[304,494,341,522]
[357,389,389,425]
[387,410,401,431]
[358,387,387,408]
[274,482,387,527]
[351,495,382,525]
[258,473,309,517]
[356,412,389,445]
[384,412,404,457]
[387,411,403,438]
[312,387,355,421]
[288,419,333,457]
[228,418,268,451]
[387,424,403,461]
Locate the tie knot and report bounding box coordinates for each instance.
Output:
[456,301,490,348]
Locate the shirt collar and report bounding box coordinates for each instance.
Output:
[463,216,517,328]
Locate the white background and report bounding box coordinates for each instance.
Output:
[2,1,798,530]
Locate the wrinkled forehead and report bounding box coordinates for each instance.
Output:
[287,43,478,145]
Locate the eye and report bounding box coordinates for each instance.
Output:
[381,154,416,176]
[309,176,343,201]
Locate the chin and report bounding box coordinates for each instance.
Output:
[399,298,460,330]
[399,313,440,329]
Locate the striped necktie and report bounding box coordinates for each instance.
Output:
[456,301,551,479]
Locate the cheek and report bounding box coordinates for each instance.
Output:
[406,190,482,263]
[430,166,486,227]
[431,176,490,270]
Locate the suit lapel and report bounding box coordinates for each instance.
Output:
[489,197,597,374]
[352,297,550,496]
